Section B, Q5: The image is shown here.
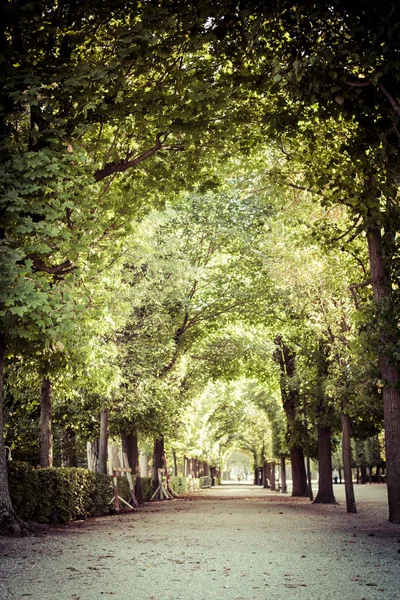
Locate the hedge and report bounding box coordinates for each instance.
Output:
[7,462,131,524]
[7,464,213,524]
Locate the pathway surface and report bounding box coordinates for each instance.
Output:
[0,483,399,600]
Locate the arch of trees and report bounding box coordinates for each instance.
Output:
[1,1,400,533]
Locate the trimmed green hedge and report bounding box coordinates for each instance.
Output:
[7,464,212,524]
[7,462,131,524]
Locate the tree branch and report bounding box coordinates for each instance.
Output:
[348,279,372,290]
[345,79,372,88]
[330,218,362,243]
[346,79,400,116]
[377,82,400,115]
[29,256,75,276]
[93,132,184,182]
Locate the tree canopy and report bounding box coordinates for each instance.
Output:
[1,0,400,533]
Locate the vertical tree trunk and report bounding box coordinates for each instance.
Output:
[121,430,144,505]
[0,334,27,535]
[368,227,400,523]
[40,377,53,468]
[360,465,367,484]
[303,396,313,501]
[341,412,357,513]
[290,447,309,497]
[87,439,99,471]
[61,427,78,467]
[274,337,309,497]
[140,451,149,477]
[210,466,216,486]
[173,451,178,477]
[280,456,287,493]
[152,436,164,492]
[270,461,276,491]
[97,408,109,474]
[314,426,336,504]
[263,460,270,488]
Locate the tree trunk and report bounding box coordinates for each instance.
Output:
[152,436,164,492]
[263,460,270,488]
[274,337,308,497]
[270,461,276,491]
[280,456,287,493]
[210,466,216,486]
[314,425,336,504]
[140,451,149,477]
[40,377,53,468]
[173,451,178,477]
[360,465,367,484]
[87,439,99,471]
[0,334,27,536]
[60,427,78,467]
[121,430,144,505]
[290,447,309,497]
[341,412,357,513]
[303,396,313,501]
[97,408,109,474]
[368,227,400,523]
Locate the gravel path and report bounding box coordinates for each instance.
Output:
[0,483,399,600]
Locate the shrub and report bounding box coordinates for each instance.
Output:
[170,476,187,494]
[139,476,154,502]
[7,462,132,524]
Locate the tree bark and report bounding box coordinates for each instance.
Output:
[274,337,309,497]
[270,461,276,491]
[0,334,27,536]
[280,456,287,493]
[121,430,144,505]
[97,408,109,474]
[60,427,78,467]
[263,460,270,488]
[360,465,367,484]
[140,451,149,477]
[290,447,309,497]
[87,439,99,471]
[184,456,189,477]
[341,412,357,513]
[172,451,178,477]
[152,436,164,492]
[314,425,336,504]
[368,227,400,523]
[303,396,313,501]
[40,377,53,468]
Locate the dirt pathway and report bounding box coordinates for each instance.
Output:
[0,484,399,600]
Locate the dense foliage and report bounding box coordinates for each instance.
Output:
[1,1,400,532]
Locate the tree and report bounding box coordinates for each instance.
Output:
[229,0,400,523]
[0,0,268,532]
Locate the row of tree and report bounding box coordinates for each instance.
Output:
[1,1,399,533]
